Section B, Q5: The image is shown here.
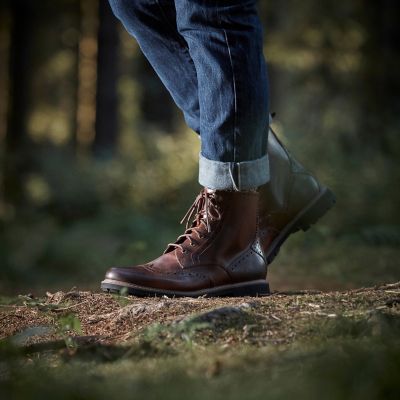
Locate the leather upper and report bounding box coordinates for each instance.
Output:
[258,128,323,250]
[105,189,267,292]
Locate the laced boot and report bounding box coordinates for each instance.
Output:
[260,127,336,264]
[101,188,269,297]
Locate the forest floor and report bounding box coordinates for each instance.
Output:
[1,282,400,399]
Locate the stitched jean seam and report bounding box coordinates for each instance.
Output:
[223,29,238,163]
[216,0,238,163]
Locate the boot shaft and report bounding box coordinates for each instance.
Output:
[179,189,260,267]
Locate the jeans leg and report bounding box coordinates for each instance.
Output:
[109,0,270,190]
[175,0,270,190]
[108,0,200,133]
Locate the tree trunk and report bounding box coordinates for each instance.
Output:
[4,0,34,205]
[93,0,119,159]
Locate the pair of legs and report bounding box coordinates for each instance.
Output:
[108,0,270,190]
[102,0,336,297]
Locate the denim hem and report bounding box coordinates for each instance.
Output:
[198,153,269,191]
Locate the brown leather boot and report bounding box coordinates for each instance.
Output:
[101,189,269,297]
[260,127,336,264]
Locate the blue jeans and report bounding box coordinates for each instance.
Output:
[109,0,270,190]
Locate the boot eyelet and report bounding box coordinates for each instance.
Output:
[190,242,196,246]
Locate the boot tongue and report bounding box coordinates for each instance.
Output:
[191,188,219,230]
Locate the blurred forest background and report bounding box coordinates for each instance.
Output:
[0,0,399,293]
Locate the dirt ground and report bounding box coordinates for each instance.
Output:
[1,282,399,347]
[1,282,400,399]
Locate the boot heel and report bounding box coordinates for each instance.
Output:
[296,187,336,232]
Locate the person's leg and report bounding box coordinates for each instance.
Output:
[175,0,269,191]
[109,0,269,191]
[108,0,200,133]
[102,0,336,297]
[103,0,270,296]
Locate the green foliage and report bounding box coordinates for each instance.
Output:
[55,313,83,349]
[58,313,82,335]
[141,319,211,348]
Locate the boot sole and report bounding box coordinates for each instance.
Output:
[101,278,270,298]
[265,186,336,265]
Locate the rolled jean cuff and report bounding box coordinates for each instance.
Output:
[198,153,269,191]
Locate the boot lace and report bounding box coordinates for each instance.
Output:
[165,190,222,254]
